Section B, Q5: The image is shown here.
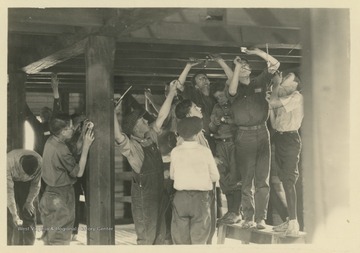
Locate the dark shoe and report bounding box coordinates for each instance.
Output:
[221,212,242,224]
[218,211,231,222]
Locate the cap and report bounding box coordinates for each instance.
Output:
[122,109,146,136]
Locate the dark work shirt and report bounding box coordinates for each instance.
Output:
[228,69,273,126]
[209,102,236,139]
[181,85,216,135]
[42,135,80,187]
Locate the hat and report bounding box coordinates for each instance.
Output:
[122,109,146,136]
[177,117,203,139]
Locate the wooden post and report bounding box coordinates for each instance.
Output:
[301,9,350,244]
[85,36,116,245]
[7,72,26,152]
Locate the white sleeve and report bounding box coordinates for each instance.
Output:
[207,150,220,182]
[280,92,303,113]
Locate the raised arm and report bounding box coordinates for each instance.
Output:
[228,56,242,96]
[51,73,62,114]
[210,54,234,82]
[154,80,177,130]
[76,128,95,177]
[177,58,203,91]
[114,101,127,144]
[243,47,280,74]
[268,72,284,108]
[265,72,282,129]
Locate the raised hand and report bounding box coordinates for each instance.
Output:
[208,53,223,62]
[83,127,95,148]
[242,47,260,55]
[272,71,282,86]
[51,73,59,90]
[169,80,179,94]
[187,57,203,67]
[233,56,242,66]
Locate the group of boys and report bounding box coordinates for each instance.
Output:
[7,75,95,245]
[114,47,304,244]
[7,46,303,246]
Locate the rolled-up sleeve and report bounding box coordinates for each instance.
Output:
[59,147,80,178]
[117,134,144,174]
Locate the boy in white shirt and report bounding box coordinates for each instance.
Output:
[266,71,304,236]
[170,117,220,244]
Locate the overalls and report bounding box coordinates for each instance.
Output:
[131,142,165,245]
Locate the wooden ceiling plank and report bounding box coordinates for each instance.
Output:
[22,38,88,74]
[99,8,180,37]
[8,8,104,27]
[127,22,300,46]
[8,21,77,35]
[117,37,301,51]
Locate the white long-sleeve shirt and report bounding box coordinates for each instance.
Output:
[170,141,220,191]
[272,91,304,131]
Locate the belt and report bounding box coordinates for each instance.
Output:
[177,190,211,193]
[275,130,298,134]
[215,137,234,142]
[237,124,266,130]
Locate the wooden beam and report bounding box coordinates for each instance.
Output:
[22,39,88,74]
[116,37,301,52]
[163,8,301,29]
[85,35,116,245]
[8,72,26,151]
[100,8,180,37]
[301,9,350,244]
[126,22,300,46]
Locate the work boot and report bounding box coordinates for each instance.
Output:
[221,212,242,224]
[218,211,231,222]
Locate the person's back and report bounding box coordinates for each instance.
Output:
[170,117,219,244]
[171,142,216,191]
[7,149,42,245]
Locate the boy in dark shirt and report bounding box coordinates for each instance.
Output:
[40,113,94,245]
[209,82,242,224]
